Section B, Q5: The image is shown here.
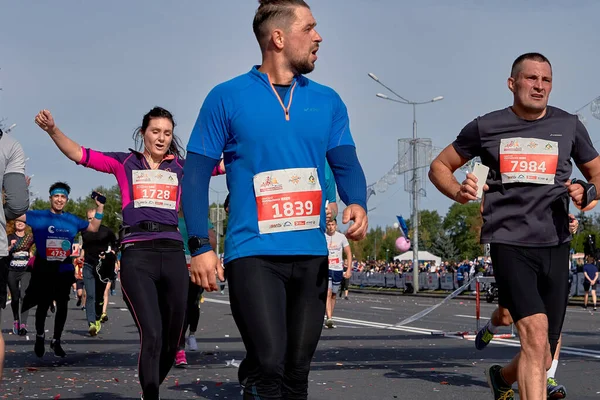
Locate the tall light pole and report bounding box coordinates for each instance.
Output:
[209,187,228,254]
[369,73,443,292]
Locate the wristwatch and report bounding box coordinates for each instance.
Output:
[188,236,211,254]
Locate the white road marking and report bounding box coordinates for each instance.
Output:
[203,298,600,359]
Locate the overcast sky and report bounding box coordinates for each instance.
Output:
[2,0,599,229]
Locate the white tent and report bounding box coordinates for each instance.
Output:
[393,250,442,265]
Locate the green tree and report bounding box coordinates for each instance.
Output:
[443,202,483,260]
[417,210,443,251]
[431,235,459,262]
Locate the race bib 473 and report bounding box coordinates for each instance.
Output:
[499,138,558,185]
[253,168,322,234]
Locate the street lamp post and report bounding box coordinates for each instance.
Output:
[209,187,228,254]
[369,73,443,293]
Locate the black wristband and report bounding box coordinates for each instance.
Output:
[572,178,597,208]
[188,236,211,255]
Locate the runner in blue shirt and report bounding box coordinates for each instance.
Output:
[20,182,104,358]
[182,2,368,398]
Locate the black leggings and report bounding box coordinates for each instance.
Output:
[7,269,31,323]
[226,255,328,400]
[33,272,72,340]
[178,279,203,349]
[120,240,188,400]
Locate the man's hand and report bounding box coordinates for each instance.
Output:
[454,173,488,204]
[343,204,368,241]
[343,269,352,279]
[568,214,579,234]
[93,192,105,213]
[326,202,338,222]
[189,250,225,291]
[567,180,598,211]
[34,110,57,133]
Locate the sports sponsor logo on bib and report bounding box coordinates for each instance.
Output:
[253,168,322,234]
[46,238,72,262]
[499,138,558,185]
[132,170,179,210]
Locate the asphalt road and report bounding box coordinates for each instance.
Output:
[2,285,600,399]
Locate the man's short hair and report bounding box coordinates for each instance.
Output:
[252,0,310,50]
[511,52,552,78]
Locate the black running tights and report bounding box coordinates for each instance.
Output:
[226,255,328,400]
[120,240,188,400]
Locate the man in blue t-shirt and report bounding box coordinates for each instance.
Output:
[20,182,104,358]
[181,2,368,398]
[583,255,598,310]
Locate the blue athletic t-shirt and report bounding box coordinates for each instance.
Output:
[26,210,89,272]
[274,84,337,205]
[188,66,355,263]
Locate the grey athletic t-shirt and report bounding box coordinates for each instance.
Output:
[453,106,598,247]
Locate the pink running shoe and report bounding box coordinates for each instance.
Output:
[175,349,187,368]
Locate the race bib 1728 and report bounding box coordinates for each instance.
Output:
[132,170,179,210]
[499,138,558,185]
[253,168,322,234]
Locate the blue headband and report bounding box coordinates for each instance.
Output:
[50,188,69,198]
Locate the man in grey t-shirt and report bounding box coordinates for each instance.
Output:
[0,128,29,380]
[429,53,600,399]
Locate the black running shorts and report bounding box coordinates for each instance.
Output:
[490,243,570,343]
[583,281,597,292]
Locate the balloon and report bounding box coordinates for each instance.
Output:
[393,222,399,229]
[396,236,411,253]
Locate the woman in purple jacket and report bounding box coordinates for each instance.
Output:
[35,107,190,400]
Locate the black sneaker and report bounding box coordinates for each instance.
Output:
[238,358,250,388]
[34,334,45,358]
[547,377,567,399]
[50,339,66,358]
[486,365,514,400]
[475,324,495,350]
[76,297,82,307]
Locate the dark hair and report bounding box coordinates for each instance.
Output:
[253,0,310,49]
[49,181,71,195]
[132,107,185,159]
[511,52,552,78]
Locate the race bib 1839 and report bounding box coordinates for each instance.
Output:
[253,168,322,234]
[132,170,179,210]
[499,138,558,185]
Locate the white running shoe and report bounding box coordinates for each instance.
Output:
[186,334,198,351]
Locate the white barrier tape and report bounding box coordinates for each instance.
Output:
[395,278,474,327]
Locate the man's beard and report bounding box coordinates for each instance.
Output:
[290,57,315,76]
